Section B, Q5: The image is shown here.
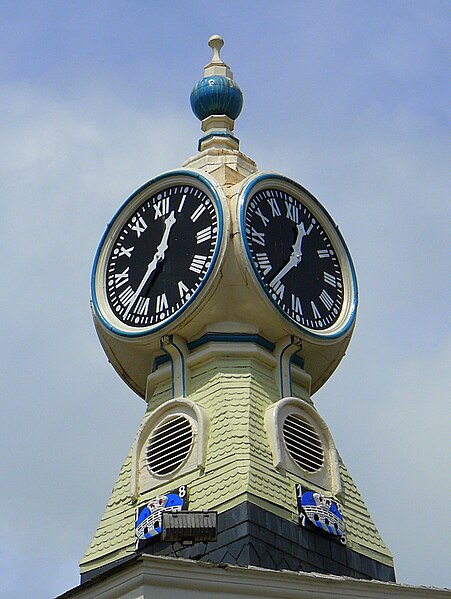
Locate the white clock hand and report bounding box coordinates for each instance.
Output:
[269,222,307,288]
[123,211,176,319]
[155,211,176,260]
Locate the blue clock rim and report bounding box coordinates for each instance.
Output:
[239,173,358,340]
[91,169,225,338]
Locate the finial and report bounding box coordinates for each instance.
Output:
[190,35,244,152]
[208,35,224,64]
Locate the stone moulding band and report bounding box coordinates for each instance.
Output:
[147,332,309,403]
[154,333,304,368]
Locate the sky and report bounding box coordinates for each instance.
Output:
[0,1,449,597]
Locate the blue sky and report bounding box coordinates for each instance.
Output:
[0,2,449,597]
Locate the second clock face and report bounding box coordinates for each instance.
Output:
[93,173,223,334]
[242,179,350,333]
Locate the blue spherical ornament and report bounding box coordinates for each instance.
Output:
[190,75,243,121]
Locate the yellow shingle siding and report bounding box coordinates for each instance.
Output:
[80,356,393,573]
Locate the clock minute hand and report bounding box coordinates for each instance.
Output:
[269,255,298,288]
[292,222,306,256]
[269,223,307,288]
[123,211,177,319]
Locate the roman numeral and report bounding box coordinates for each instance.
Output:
[130,216,147,237]
[311,300,322,319]
[267,197,281,216]
[271,279,285,299]
[178,280,190,298]
[119,285,135,307]
[256,252,272,275]
[178,194,187,213]
[153,197,170,219]
[196,226,212,244]
[255,207,269,227]
[114,266,130,288]
[324,272,337,287]
[155,293,168,313]
[190,203,206,222]
[291,294,303,315]
[285,201,299,224]
[319,289,334,311]
[305,219,315,235]
[189,254,207,274]
[118,245,134,258]
[317,249,330,259]
[135,296,150,315]
[251,227,265,247]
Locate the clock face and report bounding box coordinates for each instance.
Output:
[241,177,356,334]
[93,172,223,335]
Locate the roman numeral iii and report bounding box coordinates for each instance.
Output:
[324,272,337,287]
[189,255,208,274]
[196,226,212,244]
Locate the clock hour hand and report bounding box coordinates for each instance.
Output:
[155,211,176,260]
[269,223,307,288]
[123,211,176,318]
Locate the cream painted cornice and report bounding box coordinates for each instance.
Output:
[60,554,450,599]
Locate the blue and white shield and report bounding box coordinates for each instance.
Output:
[135,488,187,543]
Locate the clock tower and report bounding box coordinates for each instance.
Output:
[57,35,451,599]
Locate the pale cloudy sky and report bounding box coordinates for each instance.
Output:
[0,2,449,597]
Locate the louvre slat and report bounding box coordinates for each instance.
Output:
[147,415,193,475]
[147,431,193,461]
[283,414,324,473]
[283,429,323,453]
[286,448,323,470]
[148,441,191,473]
[283,421,322,444]
[284,436,324,459]
[147,426,192,454]
[150,418,189,442]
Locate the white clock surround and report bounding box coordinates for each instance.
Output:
[91,164,357,398]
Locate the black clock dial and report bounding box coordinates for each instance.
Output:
[243,186,344,331]
[102,181,220,330]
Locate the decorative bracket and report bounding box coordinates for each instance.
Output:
[274,335,302,398]
[160,335,190,398]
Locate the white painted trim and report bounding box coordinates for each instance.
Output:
[62,554,450,598]
[274,335,303,398]
[92,168,230,346]
[130,399,209,501]
[233,171,357,344]
[160,334,190,398]
[146,338,312,401]
[265,397,342,495]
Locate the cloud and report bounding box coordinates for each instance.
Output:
[0,6,449,593]
[0,80,196,598]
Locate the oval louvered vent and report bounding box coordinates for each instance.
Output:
[282,413,324,473]
[146,415,193,476]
